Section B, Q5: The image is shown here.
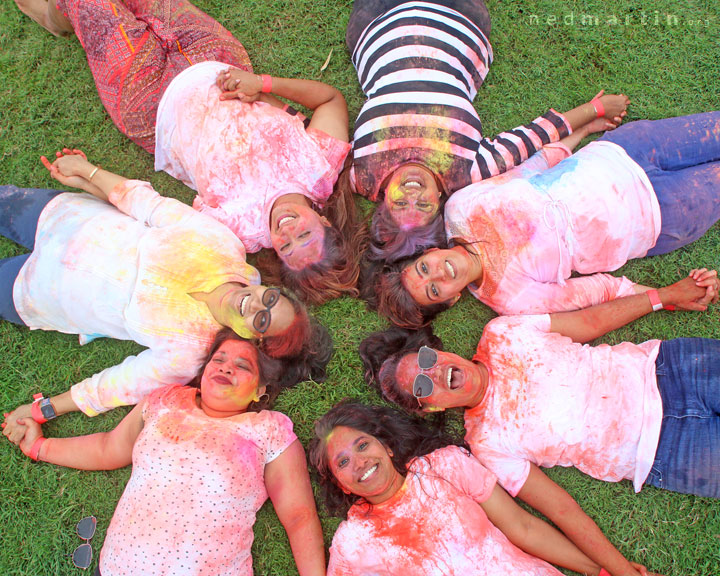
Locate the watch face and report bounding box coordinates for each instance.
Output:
[39,399,56,420]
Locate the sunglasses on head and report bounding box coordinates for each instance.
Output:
[253,288,281,334]
[70,516,96,570]
[412,346,439,403]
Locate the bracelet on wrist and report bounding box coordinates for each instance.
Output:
[591,97,605,119]
[88,166,100,181]
[28,437,47,461]
[260,74,273,93]
[646,289,663,311]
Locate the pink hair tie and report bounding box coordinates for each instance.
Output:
[260,74,273,93]
[598,570,611,576]
[28,437,47,461]
[591,97,605,118]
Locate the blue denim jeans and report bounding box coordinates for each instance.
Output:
[645,338,720,498]
[346,0,491,53]
[0,185,64,325]
[599,112,720,256]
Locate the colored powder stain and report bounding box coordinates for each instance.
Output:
[528,155,580,195]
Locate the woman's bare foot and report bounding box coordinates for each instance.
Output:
[14,0,73,36]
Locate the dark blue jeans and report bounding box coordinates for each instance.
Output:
[0,185,64,325]
[645,338,720,498]
[599,112,720,256]
[346,0,491,53]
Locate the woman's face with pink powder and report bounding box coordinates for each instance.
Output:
[383,164,442,229]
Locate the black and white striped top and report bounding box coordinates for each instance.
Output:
[349,1,571,201]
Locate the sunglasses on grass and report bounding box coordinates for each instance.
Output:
[412,346,439,402]
[70,516,96,570]
[253,288,281,334]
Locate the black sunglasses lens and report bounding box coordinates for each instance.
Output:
[263,288,280,307]
[253,310,270,334]
[72,543,93,569]
[417,347,437,370]
[76,516,96,540]
[413,374,434,398]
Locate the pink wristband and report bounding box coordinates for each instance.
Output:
[28,437,47,461]
[598,569,611,576]
[646,289,663,311]
[31,393,48,424]
[260,74,273,93]
[591,97,605,118]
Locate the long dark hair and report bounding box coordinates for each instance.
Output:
[309,400,465,517]
[256,289,334,387]
[372,257,451,328]
[359,326,442,413]
[257,156,368,305]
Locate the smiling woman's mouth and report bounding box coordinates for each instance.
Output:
[360,464,378,482]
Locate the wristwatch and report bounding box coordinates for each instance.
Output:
[31,393,57,424]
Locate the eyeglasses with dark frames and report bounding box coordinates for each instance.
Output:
[70,516,96,570]
[412,346,439,405]
[253,288,281,335]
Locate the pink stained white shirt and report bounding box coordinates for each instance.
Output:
[444,140,662,315]
[13,182,260,416]
[464,315,663,495]
[154,61,351,252]
[327,446,562,576]
[99,385,297,576]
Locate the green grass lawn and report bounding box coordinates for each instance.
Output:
[1,0,719,574]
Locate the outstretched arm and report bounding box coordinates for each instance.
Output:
[482,482,600,575]
[7,400,144,470]
[517,465,659,576]
[265,440,326,576]
[217,68,348,142]
[41,149,127,201]
[549,269,718,343]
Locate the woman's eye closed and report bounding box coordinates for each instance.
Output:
[299,231,311,239]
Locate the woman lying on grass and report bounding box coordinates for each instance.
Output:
[309,401,658,576]
[375,111,720,327]
[343,0,628,264]
[14,0,364,304]
[6,330,326,576]
[0,150,330,434]
[361,271,718,575]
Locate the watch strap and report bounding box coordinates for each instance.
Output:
[31,394,48,424]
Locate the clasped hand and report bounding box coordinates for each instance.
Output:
[663,268,719,311]
[40,148,103,196]
[216,68,263,102]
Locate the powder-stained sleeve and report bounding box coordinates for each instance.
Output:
[255,411,298,464]
[425,446,498,504]
[326,536,358,576]
[107,180,199,228]
[498,272,638,315]
[69,345,205,416]
[471,110,571,182]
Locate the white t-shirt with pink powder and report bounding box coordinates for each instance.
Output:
[327,446,562,576]
[99,385,296,576]
[444,141,661,314]
[155,61,351,252]
[465,315,663,496]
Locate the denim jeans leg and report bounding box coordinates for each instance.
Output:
[598,112,720,172]
[598,113,720,256]
[0,186,63,249]
[645,338,720,498]
[0,254,30,324]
